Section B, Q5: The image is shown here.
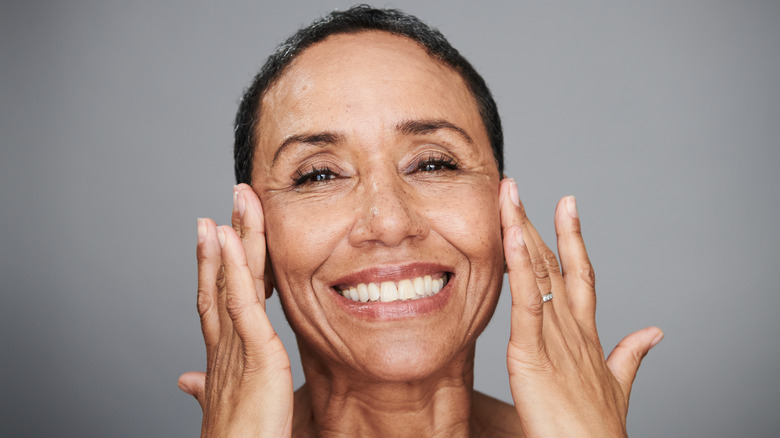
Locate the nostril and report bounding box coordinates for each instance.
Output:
[347,187,429,247]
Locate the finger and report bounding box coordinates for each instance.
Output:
[499,178,525,229]
[504,225,546,354]
[196,218,221,351]
[606,326,664,402]
[499,181,552,300]
[500,180,560,320]
[177,371,206,409]
[522,215,573,321]
[501,181,561,322]
[217,225,276,357]
[555,196,597,336]
[500,179,544,353]
[235,184,274,303]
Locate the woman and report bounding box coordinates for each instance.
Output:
[178,6,663,436]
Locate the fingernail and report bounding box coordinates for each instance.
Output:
[566,195,578,218]
[197,218,206,243]
[650,331,664,348]
[217,227,226,248]
[514,225,525,247]
[234,188,246,217]
[509,178,520,207]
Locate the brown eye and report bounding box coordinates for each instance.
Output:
[293,166,338,186]
[414,154,459,173]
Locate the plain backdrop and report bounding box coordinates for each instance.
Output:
[2,1,779,436]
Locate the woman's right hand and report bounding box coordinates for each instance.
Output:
[178,184,294,437]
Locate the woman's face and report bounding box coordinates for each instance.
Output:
[253,31,504,381]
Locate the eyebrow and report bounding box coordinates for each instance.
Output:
[271,119,474,166]
[396,119,474,146]
[272,131,345,165]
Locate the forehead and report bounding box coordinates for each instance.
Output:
[255,31,487,161]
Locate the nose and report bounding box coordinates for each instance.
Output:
[348,173,429,247]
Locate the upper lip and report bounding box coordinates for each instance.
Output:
[330,262,453,289]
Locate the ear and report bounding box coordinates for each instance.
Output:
[264,251,276,299]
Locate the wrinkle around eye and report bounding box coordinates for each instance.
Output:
[287,173,356,198]
[293,166,340,186]
[274,151,349,186]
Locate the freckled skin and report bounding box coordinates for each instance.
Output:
[250,31,519,436]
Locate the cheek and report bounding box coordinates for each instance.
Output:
[264,197,349,287]
[426,181,502,261]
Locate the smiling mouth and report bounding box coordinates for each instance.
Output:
[335,273,450,303]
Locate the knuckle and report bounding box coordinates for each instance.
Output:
[236,259,252,272]
[225,293,246,318]
[238,222,254,240]
[631,343,649,362]
[577,263,596,288]
[223,252,251,271]
[615,344,643,368]
[215,267,226,292]
[243,333,287,371]
[530,254,549,281]
[564,225,583,239]
[237,222,248,240]
[196,244,209,263]
[542,249,561,273]
[524,292,544,317]
[197,288,214,317]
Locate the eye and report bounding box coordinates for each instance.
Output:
[413,153,459,173]
[293,166,338,186]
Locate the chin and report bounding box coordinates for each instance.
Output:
[357,338,467,382]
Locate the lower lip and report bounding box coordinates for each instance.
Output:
[331,277,454,320]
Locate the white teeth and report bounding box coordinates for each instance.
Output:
[432,278,442,294]
[398,279,415,300]
[338,273,449,303]
[380,281,398,302]
[357,283,369,302]
[413,277,425,297]
[368,283,380,301]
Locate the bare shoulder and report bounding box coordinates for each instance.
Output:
[471,391,524,438]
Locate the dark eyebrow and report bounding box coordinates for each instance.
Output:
[272,131,345,166]
[396,119,474,146]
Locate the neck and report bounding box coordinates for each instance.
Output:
[293,341,480,438]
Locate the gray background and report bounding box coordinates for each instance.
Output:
[2,1,778,436]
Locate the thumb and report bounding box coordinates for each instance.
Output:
[177,371,206,409]
[605,326,663,402]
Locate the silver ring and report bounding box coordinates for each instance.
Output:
[542,292,553,303]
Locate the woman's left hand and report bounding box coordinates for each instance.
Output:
[499,178,663,437]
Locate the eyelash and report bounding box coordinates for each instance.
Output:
[293,165,338,186]
[412,153,460,173]
[291,153,459,187]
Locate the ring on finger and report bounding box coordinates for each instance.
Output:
[541,292,553,303]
